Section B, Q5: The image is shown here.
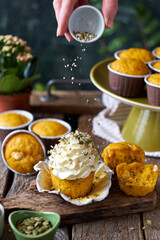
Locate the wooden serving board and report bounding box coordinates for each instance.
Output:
[1,179,157,225]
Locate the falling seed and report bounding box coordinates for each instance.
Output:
[62,58,65,61]
[147,220,152,225]
[71,77,75,80]
[63,77,66,79]
[71,81,74,84]
[70,67,73,71]
[130,227,134,230]
[79,83,81,86]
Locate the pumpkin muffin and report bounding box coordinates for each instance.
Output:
[110,58,150,76]
[0,112,29,127]
[108,59,149,97]
[145,73,160,106]
[119,48,154,63]
[48,130,100,199]
[116,162,159,196]
[31,120,68,137]
[102,142,145,172]
[152,62,160,71]
[155,47,160,57]
[147,73,160,86]
[4,132,44,174]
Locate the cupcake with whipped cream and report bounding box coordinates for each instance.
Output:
[48,130,100,199]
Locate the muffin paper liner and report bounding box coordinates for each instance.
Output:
[34,161,113,206]
[109,71,145,97]
[146,84,160,106]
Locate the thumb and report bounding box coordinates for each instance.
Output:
[102,0,118,29]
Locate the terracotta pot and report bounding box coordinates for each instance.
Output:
[0,91,31,113]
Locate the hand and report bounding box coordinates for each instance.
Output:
[53,0,89,41]
[102,0,118,29]
[53,0,118,41]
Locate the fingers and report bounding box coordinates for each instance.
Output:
[102,0,118,29]
[53,0,62,23]
[57,0,77,36]
[64,31,74,42]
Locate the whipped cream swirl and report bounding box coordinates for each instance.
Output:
[48,130,100,180]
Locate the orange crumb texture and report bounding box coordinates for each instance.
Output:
[50,169,94,199]
[110,58,149,75]
[101,142,145,172]
[155,47,160,56]
[152,62,160,70]
[116,162,159,197]
[0,113,29,127]
[119,48,154,63]
[4,133,44,174]
[148,73,160,86]
[32,120,68,137]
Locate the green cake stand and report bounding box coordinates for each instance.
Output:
[90,58,160,152]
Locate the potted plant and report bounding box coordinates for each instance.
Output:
[0,34,40,112]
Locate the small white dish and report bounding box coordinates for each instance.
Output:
[68,5,105,43]
[0,203,5,238]
[34,161,113,206]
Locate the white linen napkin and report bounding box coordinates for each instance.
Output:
[93,93,160,157]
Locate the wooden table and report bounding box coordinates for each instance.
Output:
[1,90,160,240]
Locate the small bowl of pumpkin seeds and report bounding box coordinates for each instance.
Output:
[8,210,60,240]
[69,5,105,43]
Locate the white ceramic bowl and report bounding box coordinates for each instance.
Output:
[1,130,46,175]
[68,5,105,43]
[28,118,71,153]
[0,203,4,238]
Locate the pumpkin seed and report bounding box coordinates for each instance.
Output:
[16,216,52,236]
[73,31,96,42]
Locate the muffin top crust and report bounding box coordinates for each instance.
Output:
[110,58,150,76]
[119,48,154,63]
[147,73,160,86]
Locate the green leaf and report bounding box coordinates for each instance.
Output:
[23,57,38,78]
[33,82,46,92]
[143,19,159,35]
[0,68,18,79]
[0,75,21,94]
[107,36,128,52]
[20,74,40,90]
[148,32,160,47]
